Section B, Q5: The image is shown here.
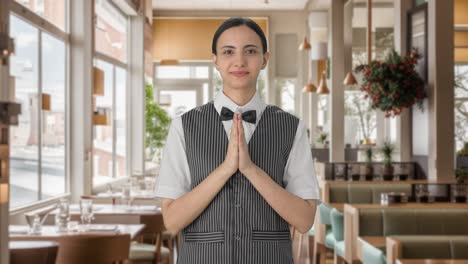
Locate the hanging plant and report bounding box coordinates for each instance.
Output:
[354,49,427,117]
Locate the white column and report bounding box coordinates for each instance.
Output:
[129,16,146,175]
[329,0,345,162]
[394,0,413,161]
[428,0,454,180]
[69,0,93,201]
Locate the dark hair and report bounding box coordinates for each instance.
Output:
[212,17,268,55]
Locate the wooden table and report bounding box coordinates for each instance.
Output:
[357,236,385,262]
[397,260,468,264]
[344,203,468,264]
[9,224,145,240]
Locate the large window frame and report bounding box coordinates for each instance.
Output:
[92,0,130,187]
[9,0,70,209]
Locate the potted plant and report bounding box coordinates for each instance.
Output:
[360,148,374,181]
[316,132,328,148]
[381,141,395,181]
[145,83,171,163]
[455,167,468,184]
[355,49,427,118]
[456,142,468,168]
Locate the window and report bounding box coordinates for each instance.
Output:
[9,13,67,208]
[455,65,468,151]
[93,60,127,185]
[95,0,127,62]
[15,0,67,30]
[277,79,296,115]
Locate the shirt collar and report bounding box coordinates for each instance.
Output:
[214,90,266,122]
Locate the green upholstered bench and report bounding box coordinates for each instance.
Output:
[349,208,468,264]
[327,183,412,204]
[386,236,468,264]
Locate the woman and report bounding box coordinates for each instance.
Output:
[156,17,320,264]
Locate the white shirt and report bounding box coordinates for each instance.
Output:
[155,91,320,201]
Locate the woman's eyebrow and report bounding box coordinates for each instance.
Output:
[221,45,236,49]
[243,44,259,49]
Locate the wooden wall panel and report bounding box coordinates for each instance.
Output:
[152,18,268,61]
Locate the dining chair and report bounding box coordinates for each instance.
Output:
[129,214,171,264]
[9,241,58,264]
[14,233,131,264]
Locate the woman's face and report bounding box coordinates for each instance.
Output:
[213,25,269,92]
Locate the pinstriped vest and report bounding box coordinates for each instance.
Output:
[178,102,299,264]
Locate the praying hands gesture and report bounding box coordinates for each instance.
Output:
[222,114,256,176]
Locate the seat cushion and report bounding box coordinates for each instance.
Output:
[325,230,336,249]
[362,241,386,264]
[129,242,170,261]
[334,241,345,258]
[330,208,344,242]
[319,203,333,226]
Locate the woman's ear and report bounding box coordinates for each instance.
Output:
[212,54,219,70]
[261,51,270,69]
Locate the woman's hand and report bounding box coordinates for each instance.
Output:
[221,114,239,176]
[237,114,256,174]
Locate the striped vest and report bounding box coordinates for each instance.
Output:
[178,102,299,264]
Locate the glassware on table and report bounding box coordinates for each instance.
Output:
[451,184,467,203]
[416,184,431,203]
[55,198,70,232]
[79,198,94,229]
[121,184,132,208]
[29,214,42,235]
[67,221,79,232]
[144,177,155,193]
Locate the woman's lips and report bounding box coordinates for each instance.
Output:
[230,71,249,77]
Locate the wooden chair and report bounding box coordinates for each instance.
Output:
[14,234,131,264]
[129,214,171,264]
[9,241,58,264]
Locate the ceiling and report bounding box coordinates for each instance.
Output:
[152,0,310,11]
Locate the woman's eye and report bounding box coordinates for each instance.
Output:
[245,49,257,54]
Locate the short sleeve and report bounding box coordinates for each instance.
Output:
[154,117,191,199]
[283,120,320,200]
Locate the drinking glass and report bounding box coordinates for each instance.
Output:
[79,198,94,229]
[55,198,70,232]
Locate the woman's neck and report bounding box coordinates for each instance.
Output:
[223,86,256,106]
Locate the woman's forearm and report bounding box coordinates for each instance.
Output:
[242,165,317,233]
[161,163,232,234]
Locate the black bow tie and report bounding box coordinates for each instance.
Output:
[220,107,256,124]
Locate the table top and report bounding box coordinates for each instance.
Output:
[54,204,161,216]
[92,191,158,200]
[345,203,468,211]
[9,224,145,240]
[397,259,468,264]
[9,241,59,250]
[323,180,460,185]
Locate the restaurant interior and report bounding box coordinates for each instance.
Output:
[0,0,467,263]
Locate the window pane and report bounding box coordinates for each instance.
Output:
[455,65,468,150]
[41,32,66,197]
[95,0,127,62]
[157,66,190,79]
[115,67,126,178]
[93,60,114,185]
[195,66,209,79]
[278,79,295,114]
[344,91,376,146]
[159,90,197,119]
[9,15,40,207]
[15,0,66,30]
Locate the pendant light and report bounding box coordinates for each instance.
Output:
[344,0,373,86]
[298,37,311,50]
[317,71,329,94]
[302,81,317,93]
